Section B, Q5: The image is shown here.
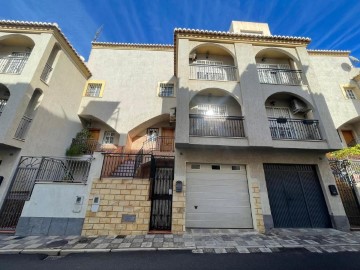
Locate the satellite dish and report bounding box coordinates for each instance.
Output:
[349,56,360,62]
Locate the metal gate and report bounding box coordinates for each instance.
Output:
[149,157,174,231]
[329,159,360,227]
[264,164,331,228]
[0,156,41,231]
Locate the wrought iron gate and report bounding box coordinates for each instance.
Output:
[149,156,174,231]
[0,156,41,231]
[264,164,331,228]
[329,159,360,227]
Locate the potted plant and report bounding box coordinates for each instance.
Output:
[66,128,91,156]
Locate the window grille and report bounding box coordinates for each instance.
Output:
[159,83,174,97]
[85,83,102,97]
[195,104,227,116]
[345,89,357,100]
[103,131,115,144]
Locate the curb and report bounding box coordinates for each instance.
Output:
[21,249,61,256]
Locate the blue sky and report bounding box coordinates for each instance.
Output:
[0,0,359,61]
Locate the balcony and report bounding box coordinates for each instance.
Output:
[142,136,175,153]
[268,118,322,141]
[14,115,32,141]
[189,64,237,81]
[0,53,30,75]
[190,114,245,137]
[257,68,303,85]
[40,63,53,83]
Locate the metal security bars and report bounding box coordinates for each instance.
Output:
[85,83,102,97]
[101,153,152,178]
[189,64,237,81]
[40,63,53,83]
[329,159,360,227]
[158,83,174,97]
[257,68,303,85]
[0,99,7,116]
[0,156,92,231]
[14,115,32,140]
[36,157,92,183]
[268,118,322,140]
[189,114,245,137]
[0,52,30,74]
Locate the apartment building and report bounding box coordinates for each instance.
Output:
[79,21,354,236]
[0,20,358,237]
[0,21,91,234]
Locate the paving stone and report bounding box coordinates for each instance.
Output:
[248,248,261,253]
[73,243,88,249]
[153,242,164,248]
[119,243,131,248]
[130,243,142,248]
[96,243,109,249]
[153,238,164,243]
[203,248,215,253]
[141,242,152,248]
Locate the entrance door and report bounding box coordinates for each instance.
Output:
[149,158,174,231]
[342,130,355,147]
[160,128,174,152]
[89,129,100,141]
[264,164,331,228]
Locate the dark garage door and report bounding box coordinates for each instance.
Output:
[264,164,331,228]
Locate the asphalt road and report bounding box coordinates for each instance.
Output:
[1,250,360,270]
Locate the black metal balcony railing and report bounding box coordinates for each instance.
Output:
[14,115,32,141]
[0,53,30,74]
[268,118,322,140]
[40,63,53,83]
[142,136,175,153]
[190,114,245,137]
[257,68,303,85]
[189,64,237,81]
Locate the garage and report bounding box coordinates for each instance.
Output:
[264,164,331,228]
[186,163,253,228]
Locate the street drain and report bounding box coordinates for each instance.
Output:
[43,256,65,261]
[13,236,25,240]
[116,235,126,239]
[46,240,68,248]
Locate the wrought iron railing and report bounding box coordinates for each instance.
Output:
[14,115,32,140]
[35,156,92,183]
[40,63,53,82]
[257,68,303,85]
[0,54,30,74]
[142,136,175,153]
[0,98,7,117]
[189,114,245,137]
[189,64,237,81]
[101,153,152,178]
[268,118,321,140]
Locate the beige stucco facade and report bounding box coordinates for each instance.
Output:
[1,20,359,236]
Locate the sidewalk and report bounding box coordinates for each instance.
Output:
[1,229,360,255]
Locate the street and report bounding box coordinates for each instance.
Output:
[1,250,360,270]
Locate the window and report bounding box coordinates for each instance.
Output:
[191,164,201,170]
[158,83,174,97]
[212,165,221,170]
[103,131,115,144]
[345,88,357,100]
[147,128,159,141]
[83,81,105,97]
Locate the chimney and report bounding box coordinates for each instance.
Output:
[229,21,271,35]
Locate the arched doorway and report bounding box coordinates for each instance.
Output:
[265,92,321,140]
[189,88,245,137]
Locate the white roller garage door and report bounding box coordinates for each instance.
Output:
[186,163,253,228]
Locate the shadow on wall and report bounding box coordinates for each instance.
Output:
[78,100,121,130]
